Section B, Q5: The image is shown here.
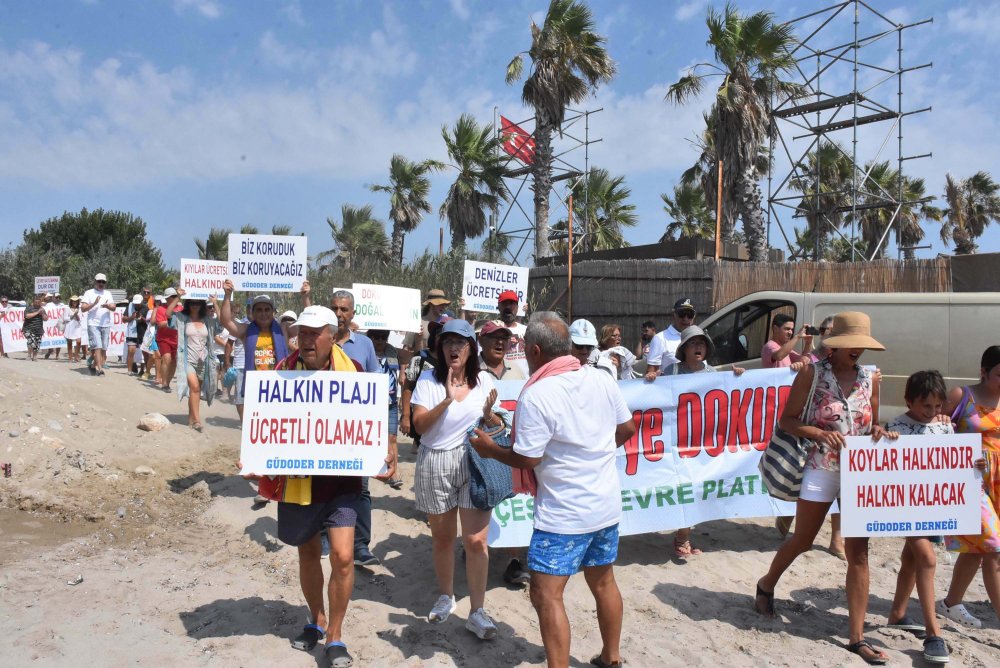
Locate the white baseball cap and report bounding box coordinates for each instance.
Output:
[569,319,598,347]
[163,288,178,297]
[279,310,298,322]
[132,294,143,304]
[293,305,337,330]
[94,273,107,281]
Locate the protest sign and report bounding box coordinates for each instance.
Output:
[240,370,389,477]
[227,233,307,293]
[180,258,229,299]
[1,305,67,352]
[462,260,528,316]
[351,283,421,333]
[487,369,799,547]
[106,306,129,359]
[34,276,60,295]
[840,434,982,538]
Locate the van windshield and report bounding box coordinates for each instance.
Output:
[705,299,796,365]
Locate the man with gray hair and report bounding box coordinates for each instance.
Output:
[470,311,635,668]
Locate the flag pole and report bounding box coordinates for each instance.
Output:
[715,160,723,260]
[567,194,574,322]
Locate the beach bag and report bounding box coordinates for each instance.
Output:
[465,418,515,511]
[758,365,821,502]
[222,366,239,389]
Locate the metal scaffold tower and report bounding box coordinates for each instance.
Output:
[489,107,602,266]
[767,0,933,261]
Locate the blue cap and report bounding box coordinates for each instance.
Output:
[439,319,475,340]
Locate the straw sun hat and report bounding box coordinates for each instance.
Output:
[821,311,884,351]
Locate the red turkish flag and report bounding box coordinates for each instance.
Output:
[500,115,536,164]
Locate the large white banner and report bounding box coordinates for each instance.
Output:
[180,258,229,300]
[351,283,421,333]
[840,434,982,538]
[240,370,389,477]
[34,276,60,294]
[487,369,799,547]
[462,260,528,316]
[227,233,307,293]
[1,305,128,358]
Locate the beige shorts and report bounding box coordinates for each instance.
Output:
[414,446,473,515]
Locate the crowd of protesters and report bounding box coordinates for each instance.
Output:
[4,272,1000,668]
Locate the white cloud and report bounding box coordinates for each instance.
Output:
[449,0,470,21]
[282,1,305,27]
[173,0,222,20]
[947,3,1000,38]
[675,1,709,22]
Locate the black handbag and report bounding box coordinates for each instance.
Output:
[758,365,821,502]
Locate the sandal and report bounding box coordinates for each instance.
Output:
[590,655,625,668]
[754,582,775,617]
[324,641,354,667]
[673,536,702,558]
[290,623,325,651]
[847,640,888,665]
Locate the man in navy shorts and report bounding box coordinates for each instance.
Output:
[470,311,635,668]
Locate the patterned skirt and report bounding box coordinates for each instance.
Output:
[24,329,42,351]
[945,445,1000,553]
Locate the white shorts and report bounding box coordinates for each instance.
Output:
[799,466,840,503]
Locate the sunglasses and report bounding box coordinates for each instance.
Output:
[96,281,106,285]
[369,334,389,341]
[674,311,695,318]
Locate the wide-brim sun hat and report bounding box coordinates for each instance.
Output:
[423,289,450,306]
[821,311,884,350]
[676,325,715,359]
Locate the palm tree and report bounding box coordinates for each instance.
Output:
[440,114,509,252]
[667,4,802,261]
[370,154,444,265]
[788,141,854,260]
[563,168,636,251]
[853,161,942,260]
[317,204,389,272]
[506,0,616,261]
[894,176,942,259]
[270,225,293,235]
[660,181,714,242]
[478,231,514,263]
[195,228,231,260]
[940,171,1000,255]
[239,225,259,235]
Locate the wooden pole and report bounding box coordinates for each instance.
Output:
[715,160,723,260]
[439,227,444,256]
[567,194,574,322]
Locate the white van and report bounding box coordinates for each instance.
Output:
[700,291,1000,419]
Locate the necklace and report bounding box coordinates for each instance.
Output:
[450,380,468,388]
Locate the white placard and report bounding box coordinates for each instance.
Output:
[840,434,982,538]
[462,260,528,316]
[240,370,388,477]
[180,258,229,299]
[351,283,421,333]
[227,234,307,293]
[34,276,60,294]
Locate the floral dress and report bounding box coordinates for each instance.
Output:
[804,359,874,472]
[945,386,1000,553]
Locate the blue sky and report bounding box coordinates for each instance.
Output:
[2,0,998,270]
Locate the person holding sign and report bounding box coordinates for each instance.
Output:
[263,305,370,668]
[754,312,895,666]
[81,273,115,376]
[938,345,1000,630]
[171,290,223,432]
[22,295,47,361]
[880,370,955,663]
[63,296,85,362]
[410,319,499,639]
[219,279,289,401]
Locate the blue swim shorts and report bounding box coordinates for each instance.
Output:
[527,523,619,576]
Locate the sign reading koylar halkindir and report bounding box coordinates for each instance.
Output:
[227,234,307,293]
[351,283,421,333]
[240,370,389,477]
[180,258,229,299]
[34,276,60,294]
[840,434,982,538]
[462,260,528,316]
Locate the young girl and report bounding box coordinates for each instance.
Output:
[884,371,956,664]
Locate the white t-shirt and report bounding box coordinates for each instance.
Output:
[646,325,683,368]
[410,370,496,451]
[504,321,529,377]
[513,366,632,533]
[229,334,246,370]
[81,288,114,327]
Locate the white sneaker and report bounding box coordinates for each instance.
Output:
[427,595,457,624]
[465,607,497,640]
[936,599,982,628]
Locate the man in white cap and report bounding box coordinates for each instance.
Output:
[644,297,698,381]
[80,272,116,376]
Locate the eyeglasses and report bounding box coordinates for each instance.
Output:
[441,338,470,348]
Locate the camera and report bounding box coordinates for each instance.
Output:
[805,325,821,336]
